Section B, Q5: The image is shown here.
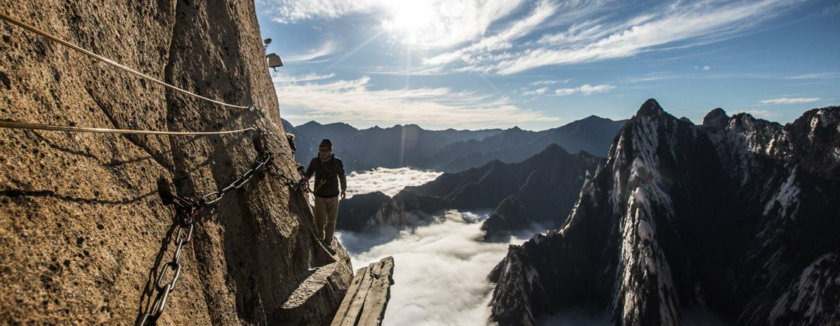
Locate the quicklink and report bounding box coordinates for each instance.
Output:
[137,198,197,326]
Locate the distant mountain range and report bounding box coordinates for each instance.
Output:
[282,116,626,173]
[488,99,840,325]
[336,144,603,238]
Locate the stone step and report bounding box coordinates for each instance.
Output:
[281,262,339,309]
[330,257,395,326]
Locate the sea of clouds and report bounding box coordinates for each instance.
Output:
[345,167,443,198]
[337,167,532,325]
[338,210,526,326]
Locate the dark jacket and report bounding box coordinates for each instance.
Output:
[304,155,346,198]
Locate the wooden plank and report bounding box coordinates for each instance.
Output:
[340,264,376,326]
[330,266,369,326]
[330,256,395,326]
[358,257,395,326]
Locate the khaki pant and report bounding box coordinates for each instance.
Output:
[313,195,339,245]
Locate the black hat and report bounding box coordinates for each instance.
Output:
[319,139,332,149]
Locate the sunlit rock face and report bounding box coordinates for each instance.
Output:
[0,1,351,324]
[489,99,840,326]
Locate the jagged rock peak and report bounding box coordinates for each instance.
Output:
[796,106,840,127]
[635,98,665,117]
[703,108,729,127]
[541,143,570,155]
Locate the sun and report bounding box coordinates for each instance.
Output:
[381,1,438,45]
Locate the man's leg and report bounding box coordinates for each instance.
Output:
[313,196,327,239]
[324,196,339,246]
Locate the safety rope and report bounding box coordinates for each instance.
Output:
[0,120,256,136]
[0,12,251,110]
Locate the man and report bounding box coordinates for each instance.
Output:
[303,139,346,247]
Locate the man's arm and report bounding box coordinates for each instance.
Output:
[303,158,317,179]
[337,159,347,195]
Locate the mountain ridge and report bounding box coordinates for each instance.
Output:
[284,115,626,173]
[337,143,603,238]
[488,99,840,326]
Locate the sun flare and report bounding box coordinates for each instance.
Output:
[382,0,440,45]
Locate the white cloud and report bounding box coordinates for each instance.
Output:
[743,109,776,118]
[554,83,614,96]
[380,0,526,47]
[345,168,442,198]
[365,66,446,76]
[783,72,840,80]
[417,0,801,75]
[760,97,821,105]
[338,210,527,326]
[258,0,377,23]
[626,71,840,84]
[494,0,799,74]
[530,79,567,86]
[271,72,335,83]
[522,87,549,96]
[261,0,526,48]
[275,75,560,129]
[424,0,558,65]
[283,41,337,62]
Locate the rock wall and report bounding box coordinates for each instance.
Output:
[0,1,352,324]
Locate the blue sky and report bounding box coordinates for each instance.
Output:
[254,0,840,130]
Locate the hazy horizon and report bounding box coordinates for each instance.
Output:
[282,101,833,132]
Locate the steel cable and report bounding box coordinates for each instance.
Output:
[0,12,252,109]
[0,120,255,135]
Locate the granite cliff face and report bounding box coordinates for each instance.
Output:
[0,1,351,325]
[489,99,840,325]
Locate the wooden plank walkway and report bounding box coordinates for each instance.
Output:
[330,256,395,326]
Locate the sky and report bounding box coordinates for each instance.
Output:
[254,0,840,130]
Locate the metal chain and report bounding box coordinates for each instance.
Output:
[137,152,272,325]
[137,199,197,326]
[200,152,274,205]
[272,161,310,192]
[136,151,309,325]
